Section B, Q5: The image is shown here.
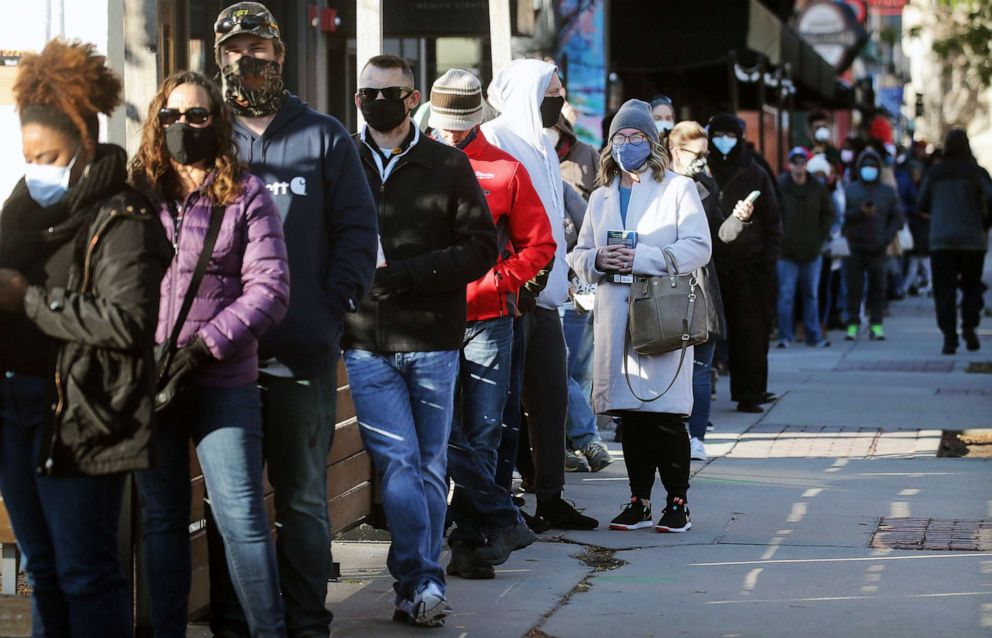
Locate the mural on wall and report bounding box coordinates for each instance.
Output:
[557,0,605,148]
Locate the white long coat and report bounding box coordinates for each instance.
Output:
[568,170,712,416]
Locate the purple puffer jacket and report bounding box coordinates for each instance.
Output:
[156,173,290,388]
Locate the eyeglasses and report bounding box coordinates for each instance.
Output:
[356,87,414,103]
[215,14,272,35]
[611,132,648,146]
[158,108,213,127]
[680,147,708,161]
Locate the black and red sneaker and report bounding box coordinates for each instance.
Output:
[655,497,691,533]
[609,496,652,531]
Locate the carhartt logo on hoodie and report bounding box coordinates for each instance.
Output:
[266,177,308,198]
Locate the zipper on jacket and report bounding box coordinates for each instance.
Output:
[376,181,385,353]
[46,207,128,473]
[494,270,506,318]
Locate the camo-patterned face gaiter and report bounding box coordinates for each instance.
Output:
[221,56,287,117]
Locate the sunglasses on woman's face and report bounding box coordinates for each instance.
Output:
[356,87,413,103]
[214,14,271,35]
[158,108,212,127]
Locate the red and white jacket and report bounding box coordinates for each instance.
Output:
[463,130,556,321]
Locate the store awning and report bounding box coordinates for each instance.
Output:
[610,0,845,107]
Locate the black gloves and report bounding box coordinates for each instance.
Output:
[370,263,413,300]
[155,337,213,411]
[517,288,537,316]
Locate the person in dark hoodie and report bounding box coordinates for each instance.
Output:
[0,40,171,637]
[917,128,991,354]
[842,148,902,342]
[776,147,835,348]
[208,3,379,637]
[707,113,783,414]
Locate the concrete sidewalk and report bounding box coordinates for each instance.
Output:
[299,289,992,638]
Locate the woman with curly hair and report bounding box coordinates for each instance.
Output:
[568,100,711,533]
[0,40,172,636]
[129,70,290,638]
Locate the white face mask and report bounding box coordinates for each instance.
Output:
[814,127,831,143]
[655,120,674,133]
[25,148,80,208]
[840,149,855,164]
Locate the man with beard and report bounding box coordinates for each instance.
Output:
[344,55,496,626]
[208,4,379,637]
[707,113,783,413]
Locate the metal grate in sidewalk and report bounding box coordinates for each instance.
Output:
[870,517,992,551]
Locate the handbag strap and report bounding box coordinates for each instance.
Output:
[622,278,699,403]
[160,204,225,368]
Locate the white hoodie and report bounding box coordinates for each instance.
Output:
[483,59,568,310]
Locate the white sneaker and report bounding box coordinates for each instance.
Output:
[411,581,450,627]
[690,437,708,461]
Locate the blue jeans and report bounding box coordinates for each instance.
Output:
[344,349,458,602]
[208,369,337,637]
[777,258,824,344]
[688,340,716,440]
[497,318,526,492]
[136,384,285,638]
[562,308,600,450]
[0,374,130,638]
[448,318,521,546]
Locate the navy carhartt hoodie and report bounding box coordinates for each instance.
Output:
[233,94,378,378]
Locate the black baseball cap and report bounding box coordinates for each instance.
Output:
[214,2,282,49]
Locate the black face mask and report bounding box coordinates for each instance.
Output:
[540,95,565,129]
[165,123,217,166]
[361,98,409,132]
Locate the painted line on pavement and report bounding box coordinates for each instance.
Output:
[705,591,990,605]
[690,553,992,567]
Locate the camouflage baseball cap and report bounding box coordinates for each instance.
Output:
[214,2,282,49]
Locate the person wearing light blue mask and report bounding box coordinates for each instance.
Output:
[705,112,784,414]
[650,95,675,139]
[841,148,903,342]
[569,98,712,535]
[0,39,172,638]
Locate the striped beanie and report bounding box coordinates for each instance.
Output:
[428,69,483,132]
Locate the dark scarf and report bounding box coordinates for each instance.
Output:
[0,144,129,276]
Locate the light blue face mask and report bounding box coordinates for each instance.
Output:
[24,148,80,207]
[611,140,652,173]
[655,120,674,134]
[860,165,879,182]
[712,135,738,156]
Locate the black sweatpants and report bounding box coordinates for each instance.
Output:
[932,250,987,338]
[844,250,886,325]
[719,261,772,404]
[518,307,567,499]
[618,411,690,503]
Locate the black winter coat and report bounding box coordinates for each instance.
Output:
[344,130,497,353]
[713,159,783,264]
[0,145,171,475]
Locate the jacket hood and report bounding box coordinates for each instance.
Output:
[234,93,308,140]
[555,113,578,146]
[486,59,556,151]
[856,148,882,182]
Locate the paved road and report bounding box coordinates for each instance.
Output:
[298,290,991,638]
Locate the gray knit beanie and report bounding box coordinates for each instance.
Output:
[608,99,659,144]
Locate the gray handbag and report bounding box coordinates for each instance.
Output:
[623,249,709,402]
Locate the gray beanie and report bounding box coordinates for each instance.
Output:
[608,99,659,144]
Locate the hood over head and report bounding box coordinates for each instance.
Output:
[485,59,557,151]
